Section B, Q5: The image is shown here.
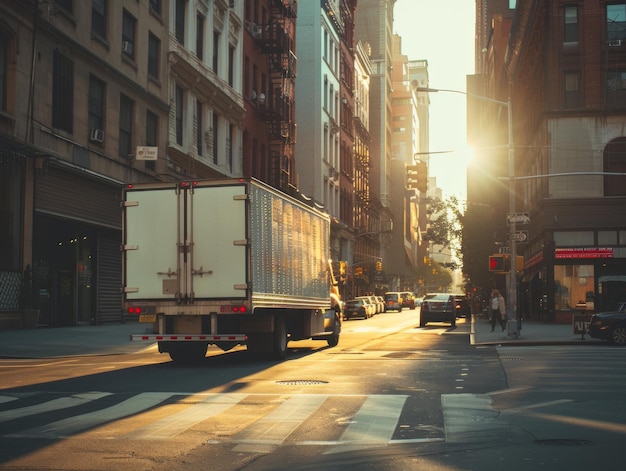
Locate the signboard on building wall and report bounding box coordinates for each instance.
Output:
[136,146,158,161]
[555,248,614,259]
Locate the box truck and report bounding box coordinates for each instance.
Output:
[122,178,341,363]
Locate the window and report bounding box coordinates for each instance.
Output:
[175,0,185,44]
[554,265,595,311]
[91,0,106,39]
[146,110,158,170]
[607,3,626,41]
[196,100,203,156]
[196,14,204,60]
[146,110,158,146]
[213,30,220,73]
[149,0,161,16]
[228,124,234,171]
[212,111,218,164]
[52,50,74,133]
[122,10,136,59]
[0,33,7,112]
[228,44,235,86]
[119,94,133,158]
[564,72,579,109]
[175,85,183,146]
[56,0,73,14]
[87,75,105,135]
[606,69,626,106]
[604,137,626,196]
[563,5,578,43]
[148,32,159,79]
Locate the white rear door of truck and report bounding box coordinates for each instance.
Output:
[190,185,247,299]
[125,187,179,300]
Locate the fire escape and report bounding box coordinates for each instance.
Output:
[253,0,298,192]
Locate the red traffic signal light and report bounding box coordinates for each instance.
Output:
[489,254,510,272]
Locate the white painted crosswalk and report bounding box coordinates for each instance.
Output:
[0,391,438,452]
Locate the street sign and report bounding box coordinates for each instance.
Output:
[507,230,529,242]
[507,212,530,225]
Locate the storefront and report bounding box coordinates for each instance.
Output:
[524,243,626,323]
[33,165,122,326]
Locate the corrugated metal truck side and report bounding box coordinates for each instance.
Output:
[123,178,341,363]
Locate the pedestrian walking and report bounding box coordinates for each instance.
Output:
[489,289,507,332]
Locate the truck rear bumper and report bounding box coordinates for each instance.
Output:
[131,334,247,342]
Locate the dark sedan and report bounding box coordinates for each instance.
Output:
[588,302,626,345]
[344,299,370,320]
[420,293,456,327]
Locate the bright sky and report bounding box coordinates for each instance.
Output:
[393,0,476,199]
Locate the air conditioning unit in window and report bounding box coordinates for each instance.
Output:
[122,41,133,55]
[90,128,104,143]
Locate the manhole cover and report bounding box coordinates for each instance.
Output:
[276,380,328,386]
[534,439,592,447]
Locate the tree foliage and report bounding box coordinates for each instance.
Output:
[424,197,497,293]
[424,197,463,270]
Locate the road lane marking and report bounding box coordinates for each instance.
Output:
[8,392,173,439]
[123,393,246,440]
[0,392,111,423]
[231,394,328,453]
[325,394,408,454]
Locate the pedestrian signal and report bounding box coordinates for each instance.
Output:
[488,254,510,272]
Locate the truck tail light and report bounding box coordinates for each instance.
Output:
[128,306,141,314]
[220,305,248,313]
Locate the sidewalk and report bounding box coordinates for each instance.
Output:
[470,314,603,346]
[0,315,605,359]
[0,322,156,359]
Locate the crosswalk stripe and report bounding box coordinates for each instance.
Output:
[7,392,173,439]
[0,396,18,405]
[325,395,408,454]
[231,394,329,453]
[0,391,111,423]
[123,393,245,440]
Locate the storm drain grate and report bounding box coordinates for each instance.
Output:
[276,380,328,386]
[534,439,592,447]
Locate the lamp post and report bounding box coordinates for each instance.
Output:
[415,87,517,325]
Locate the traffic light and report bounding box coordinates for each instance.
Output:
[488,254,511,272]
[406,164,419,190]
[376,260,383,271]
[406,161,428,193]
[415,160,428,193]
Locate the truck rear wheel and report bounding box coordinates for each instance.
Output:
[272,316,288,360]
[327,314,340,347]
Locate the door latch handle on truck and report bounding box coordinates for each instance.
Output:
[157,268,177,278]
[192,266,213,277]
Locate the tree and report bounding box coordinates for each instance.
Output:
[423,197,463,270]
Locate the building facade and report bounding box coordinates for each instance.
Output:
[0,0,243,328]
[470,1,626,321]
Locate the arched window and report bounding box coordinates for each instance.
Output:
[604,137,626,196]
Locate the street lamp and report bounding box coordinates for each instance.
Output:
[415,87,517,326]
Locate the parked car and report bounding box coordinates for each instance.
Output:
[375,296,386,313]
[420,293,456,327]
[384,292,403,312]
[453,295,471,318]
[355,296,377,317]
[344,299,371,320]
[401,292,416,309]
[587,302,626,345]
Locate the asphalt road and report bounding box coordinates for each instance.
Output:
[1,310,625,470]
